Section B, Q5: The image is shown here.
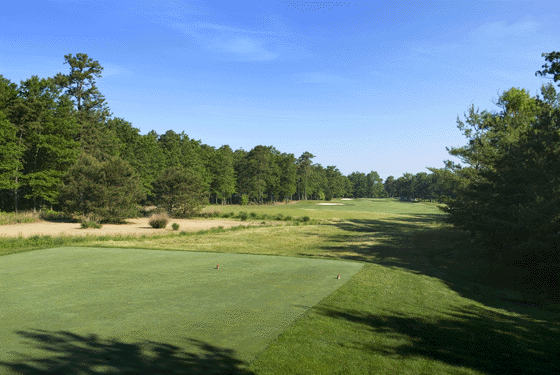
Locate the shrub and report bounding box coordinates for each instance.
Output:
[172,223,179,231]
[80,215,102,229]
[302,216,310,222]
[275,214,284,221]
[241,194,249,206]
[249,212,258,218]
[284,215,292,221]
[81,220,102,229]
[238,211,248,221]
[149,214,169,229]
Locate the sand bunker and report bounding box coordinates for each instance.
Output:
[341,198,354,200]
[316,203,345,206]
[0,218,251,238]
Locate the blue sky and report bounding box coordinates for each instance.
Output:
[1,1,559,180]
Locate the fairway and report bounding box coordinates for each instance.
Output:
[0,246,363,373]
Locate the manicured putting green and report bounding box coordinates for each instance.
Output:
[1,247,363,371]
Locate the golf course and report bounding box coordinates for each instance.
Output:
[1,199,558,374]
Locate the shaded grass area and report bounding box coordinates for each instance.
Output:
[2,199,559,374]
[0,329,253,375]
[249,263,559,374]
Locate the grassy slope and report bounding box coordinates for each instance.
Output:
[1,199,559,374]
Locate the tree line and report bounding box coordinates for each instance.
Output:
[0,53,455,220]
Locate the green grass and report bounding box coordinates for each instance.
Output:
[1,199,558,374]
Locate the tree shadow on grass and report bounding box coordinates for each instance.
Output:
[315,218,560,313]
[315,304,560,375]
[1,329,253,375]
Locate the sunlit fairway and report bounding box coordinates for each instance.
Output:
[1,199,558,374]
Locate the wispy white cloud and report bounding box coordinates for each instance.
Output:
[468,18,541,43]
[102,63,134,77]
[169,21,281,61]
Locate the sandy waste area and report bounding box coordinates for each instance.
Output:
[0,218,252,238]
[316,203,345,206]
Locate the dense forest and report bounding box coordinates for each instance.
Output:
[0,53,456,219]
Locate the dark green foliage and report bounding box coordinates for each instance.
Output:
[437,78,560,300]
[152,167,207,218]
[52,53,108,115]
[237,212,248,221]
[149,214,169,229]
[302,216,310,222]
[39,210,76,223]
[296,152,315,200]
[0,111,23,195]
[171,223,179,231]
[249,212,257,218]
[535,51,560,86]
[12,76,81,210]
[209,145,236,204]
[59,154,145,222]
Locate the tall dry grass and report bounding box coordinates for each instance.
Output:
[0,211,41,226]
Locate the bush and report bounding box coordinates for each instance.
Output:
[241,194,249,206]
[149,214,169,229]
[249,212,258,218]
[302,216,310,222]
[81,220,102,229]
[238,211,248,221]
[171,222,179,231]
[80,215,102,229]
[275,214,284,221]
[284,215,292,221]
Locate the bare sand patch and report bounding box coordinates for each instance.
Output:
[316,203,345,206]
[0,218,250,238]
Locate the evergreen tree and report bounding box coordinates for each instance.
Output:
[53,53,115,160]
[210,145,236,204]
[275,153,297,202]
[60,154,145,222]
[152,167,207,218]
[0,77,23,211]
[367,171,384,198]
[296,152,315,200]
[13,76,81,210]
[0,111,24,211]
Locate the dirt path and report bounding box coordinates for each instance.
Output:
[0,218,250,238]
